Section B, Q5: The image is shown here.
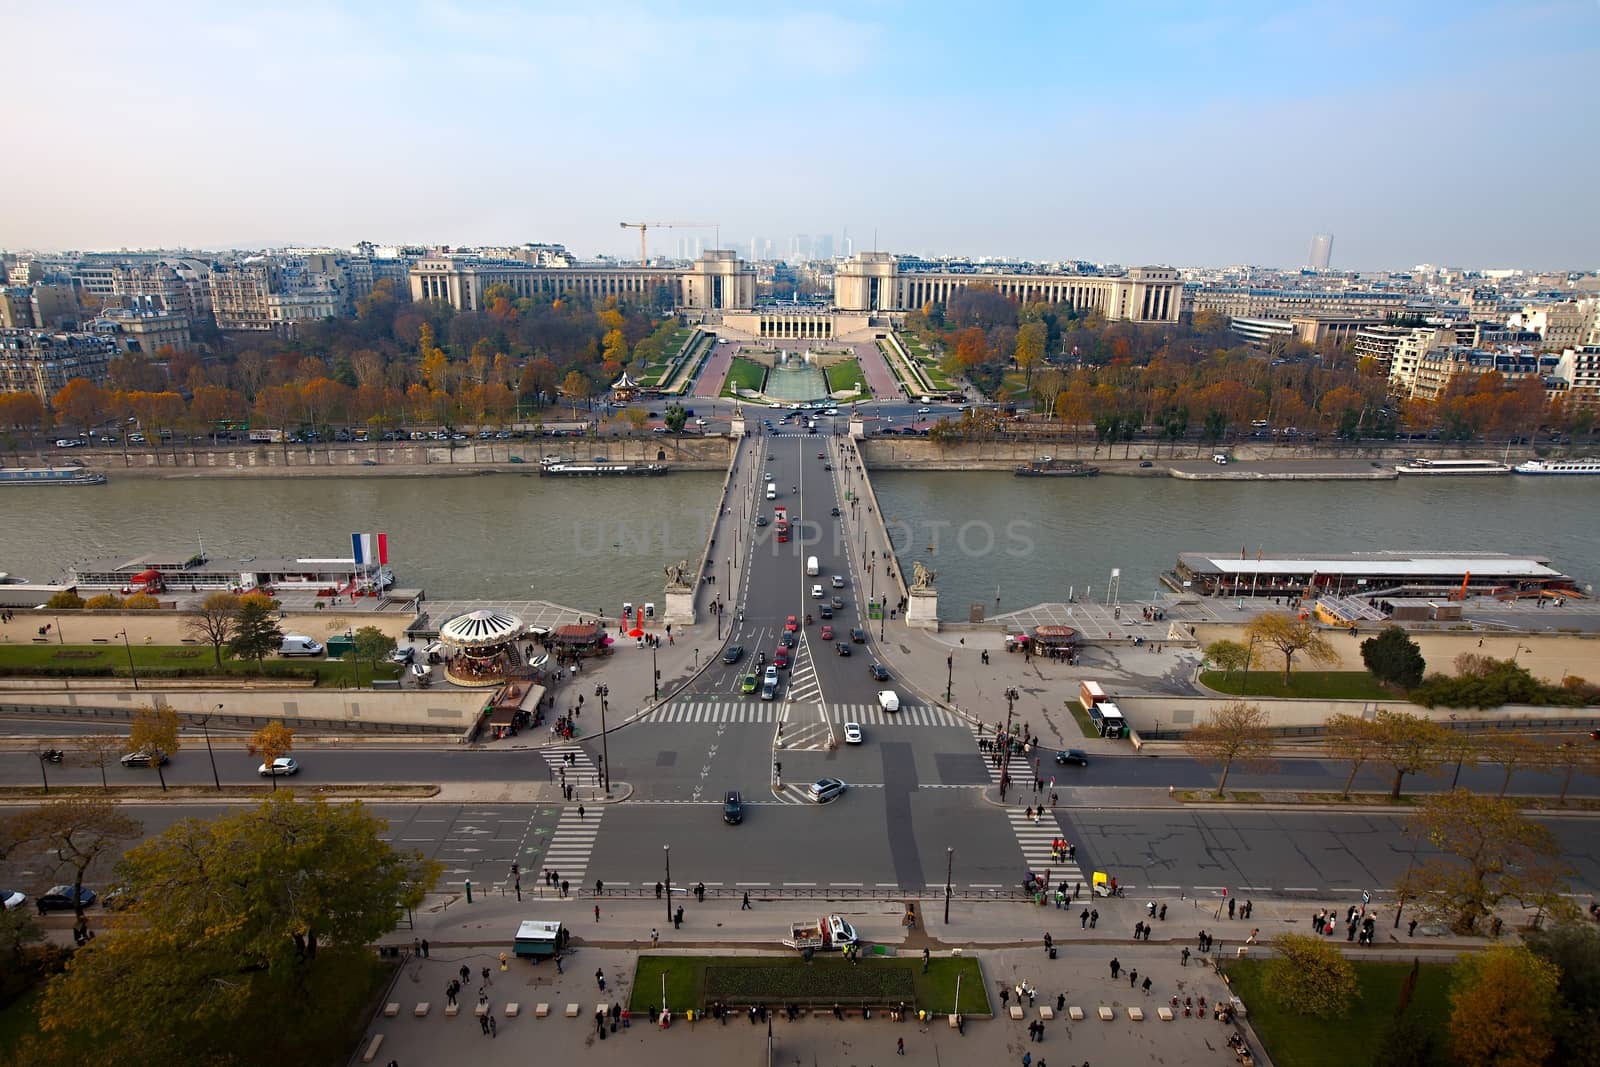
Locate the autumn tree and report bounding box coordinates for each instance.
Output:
[1204,639,1251,678]
[1244,612,1338,683]
[76,734,126,791]
[51,379,110,434]
[1546,738,1600,805]
[1487,734,1543,798]
[1263,934,1359,1018]
[1184,700,1275,796]
[1525,923,1600,1066]
[4,799,141,923]
[32,794,441,1066]
[561,370,592,415]
[228,596,283,668]
[1360,626,1426,689]
[1372,710,1450,799]
[128,703,182,792]
[1398,789,1566,934]
[350,625,396,684]
[1449,944,1560,1067]
[1325,713,1385,798]
[184,591,240,667]
[1033,368,1065,420]
[1014,322,1046,387]
[247,720,296,790]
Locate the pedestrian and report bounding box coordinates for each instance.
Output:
[560,879,569,898]
[596,967,606,990]
[480,1014,490,1035]
[413,938,421,956]
[1023,1052,1032,1067]
[1246,928,1259,945]
[1228,898,1236,920]
[578,805,585,819]
[1134,921,1144,940]
[651,928,659,946]
[1129,968,1138,988]
[897,1037,905,1056]
[1158,904,1166,921]
[1181,947,1190,967]
[742,891,751,910]
[1142,976,1152,995]
[1081,908,1089,929]
[1148,900,1156,918]
[1090,909,1098,928]
[420,939,429,958]
[1408,918,1418,937]
[594,904,600,923]
[460,964,471,985]
[488,1014,497,1038]
[1243,899,1252,920]
[923,947,931,973]
[482,965,491,987]
[446,982,457,1007]
[1109,957,1120,979]
[1001,987,1011,1008]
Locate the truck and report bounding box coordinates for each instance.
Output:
[1089,700,1126,739]
[783,913,858,952]
[249,429,284,444]
[1078,680,1108,711]
[773,506,788,529]
[513,919,567,960]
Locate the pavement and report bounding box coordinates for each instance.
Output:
[350,890,1505,1067]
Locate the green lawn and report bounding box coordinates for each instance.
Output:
[1064,701,1103,738]
[824,358,868,395]
[1224,959,1453,1067]
[0,642,400,686]
[721,356,768,397]
[630,954,988,1016]
[1200,670,1391,700]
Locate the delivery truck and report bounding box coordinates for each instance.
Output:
[782,913,858,952]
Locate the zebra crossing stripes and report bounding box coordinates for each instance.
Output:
[541,806,603,884]
[640,700,963,727]
[1007,806,1086,888]
[972,729,1006,785]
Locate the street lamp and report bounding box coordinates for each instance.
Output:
[663,844,673,923]
[114,630,139,690]
[347,627,362,689]
[594,684,611,793]
[999,687,1019,801]
[944,847,954,925]
[651,641,659,699]
[201,704,223,790]
[880,594,887,640]
[945,653,953,701]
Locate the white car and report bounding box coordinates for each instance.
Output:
[877,690,901,713]
[831,575,845,588]
[258,757,299,777]
[0,889,25,910]
[843,722,863,745]
[917,407,932,414]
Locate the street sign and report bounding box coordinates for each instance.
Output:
[1361,889,1371,904]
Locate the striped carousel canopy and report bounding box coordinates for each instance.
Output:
[439,610,524,647]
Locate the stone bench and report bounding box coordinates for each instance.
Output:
[445,1003,459,1017]
[1158,1006,1175,1021]
[535,1003,550,1018]
[1068,1007,1085,1021]
[505,1003,519,1018]
[1038,1006,1054,1021]
[1127,1007,1144,1021]
[474,1003,488,1017]
[1008,1005,1025,1020]
[413,1002,430,1017]
[565,1003,580,1018]
[360,1035,384,1063]
[382,1002,399,1018]
[1097,1006,1114,1021]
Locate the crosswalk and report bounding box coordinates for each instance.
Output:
[641,700,962,727]
[1007,806,1085,891]
[537,745,603,888]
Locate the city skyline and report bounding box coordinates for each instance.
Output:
[4,1,1598,269]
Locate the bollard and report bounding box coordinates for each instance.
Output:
[466,879,473,904]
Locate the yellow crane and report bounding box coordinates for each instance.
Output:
[619,221,718,266]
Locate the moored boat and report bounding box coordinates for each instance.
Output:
[0,466,106,486]
[1014,457,1099,477]
[1393,458,1510,475]
[540,462,668,476]
[1513,458,1600,475]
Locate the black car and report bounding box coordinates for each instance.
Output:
[830,507,840,516]
[781,631,797,648]
[819,606,834,620]
[38,884,97,911]
[723,790,744,824]
[722,645,744,665]
[120,749,168,768]
[850,628,866,643]
[835,642,851,656]
[1055,749,1090,767]
[756,515,768,527]
[870,663,890,681]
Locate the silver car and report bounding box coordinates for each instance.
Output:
[808,777,847,804]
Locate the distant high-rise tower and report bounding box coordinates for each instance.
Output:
[1308,233,1333,270]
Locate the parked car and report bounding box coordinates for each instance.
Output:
[1,889,25,910]
[37,885,97,911]
[258,757,299,777]
[120,749,168,768]
[388,646,416,665]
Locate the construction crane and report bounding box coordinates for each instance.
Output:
[619,221,718,266]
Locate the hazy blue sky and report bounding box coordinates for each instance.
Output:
[4,1,1596,269]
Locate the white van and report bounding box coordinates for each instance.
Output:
[1211,454,1228,465]
[877,690,901,713]
[766,484,777,500]
[807,556,820,576]
[812,584,824,599]
[279,635,324,657]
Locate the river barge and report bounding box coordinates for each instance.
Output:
[1165,551,1580,600]
[0,466,106,486]
[1513,458,1600,475]
[539,462,668,476]
[1393,458,1510,475]
[1014,458,1099,477]
[66,549,395,595]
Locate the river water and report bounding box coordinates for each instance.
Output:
[2,472,1596,617]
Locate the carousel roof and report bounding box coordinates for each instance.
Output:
[611,372,640,389]
[439,610,524,646]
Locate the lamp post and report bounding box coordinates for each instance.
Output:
[594,684,611,793]
[945,653,953,701]
[54,617,64,645]
[651,641,659,698]
[944,846,954,925]
[999,687,1019,801]
[202,704,223,791]
[663,844,672,923]
[880,594,887,640]
[347,627,361,689]
[114,630,139,690]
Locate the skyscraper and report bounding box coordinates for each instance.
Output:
[1308,233,1334,270]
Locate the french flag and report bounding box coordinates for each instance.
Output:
[352,533,390,566]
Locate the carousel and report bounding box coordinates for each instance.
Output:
[1030,624,1080,662]
[437,609,526,687]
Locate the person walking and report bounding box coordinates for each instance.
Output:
[1228,898,1236,920]
[651,928,659,946]
[897,1037,905,1055]
[596,968,607,991]
[742,892,751,910]
[481,966,491,987]
[488,1014,497,1038]
[594,904,600,923]
[1181,947,1191,966]
[1129,968,1138,989]
[459,964,471,985]
[1090,909,1099,928]
[1080,908,1089,930]
[1109,957,1120,979]
[1142,976,1153,995]
[479,1014,490,1035]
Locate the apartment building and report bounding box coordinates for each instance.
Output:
[0,329,118,402]
[88,308,193,354]
[1406,345,1561,403]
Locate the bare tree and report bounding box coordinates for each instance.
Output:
[184,591,240,668]
[1185,700,1276,797]
[77,734,126,791]
[6,799,142,924]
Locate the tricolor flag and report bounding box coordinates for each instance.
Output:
[351,533,390,567]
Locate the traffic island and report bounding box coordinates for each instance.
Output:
[629,954,990,1019]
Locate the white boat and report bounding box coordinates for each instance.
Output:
[1513,458,1600,475]
[1393,458,1510,475]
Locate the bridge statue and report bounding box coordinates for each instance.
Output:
[664,559,692,588]
[911,561,937,591]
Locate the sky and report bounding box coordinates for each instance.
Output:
[3,1,1597,270]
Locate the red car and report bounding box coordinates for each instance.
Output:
[820,625,834,641]
[774,647,790,668]
[785,616,798,633]
[777,529,789,542]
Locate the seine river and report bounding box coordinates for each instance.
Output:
[2,472,1596,617]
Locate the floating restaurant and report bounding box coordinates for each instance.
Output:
[1166,551,1580,600]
